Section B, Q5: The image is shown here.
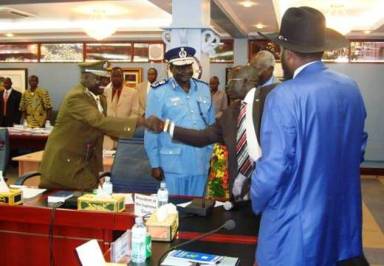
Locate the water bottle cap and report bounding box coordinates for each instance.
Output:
[160,181,166,188]
[135,216,143,224]
[105,176,110,182]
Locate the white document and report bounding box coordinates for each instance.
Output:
[134,193,157,217]
[176,201,192,208]
[110,230,131,263]
[161,256,193,266]
[76,239,105,266]
[10,185,46,199]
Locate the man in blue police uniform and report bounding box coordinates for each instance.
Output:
[253,7,368,266]
[144,46,215,196]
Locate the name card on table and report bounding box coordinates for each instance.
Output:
[76,239,105,266]
[134,193,158,217]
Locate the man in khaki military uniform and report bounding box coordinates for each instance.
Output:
[40,61,145,190]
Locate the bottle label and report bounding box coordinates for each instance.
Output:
[131,227,147,263]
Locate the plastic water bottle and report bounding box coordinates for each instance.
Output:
[157,181,169,208]
[131,216,147,263]
[103,176,113,195]
[45,120,52,129]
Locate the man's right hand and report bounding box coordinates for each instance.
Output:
[151,167,164,181]
[145,116,164,133]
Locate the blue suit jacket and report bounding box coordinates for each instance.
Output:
[251,61,367,266]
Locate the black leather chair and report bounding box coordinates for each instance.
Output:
[0,128,10,176]
[103,137,159,193]
[14,172,41,186]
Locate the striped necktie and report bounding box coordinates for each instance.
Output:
[235,101,254,182]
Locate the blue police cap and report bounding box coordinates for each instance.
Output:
[164,46,196,66]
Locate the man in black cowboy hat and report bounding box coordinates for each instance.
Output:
[252,6,368,266]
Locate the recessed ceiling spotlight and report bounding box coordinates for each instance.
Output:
[254,23,266,29]
[5,33,14,37]
[239,1,257,8]
[364,30,371,34]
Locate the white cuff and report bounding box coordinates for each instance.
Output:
[169,122,175,138]
[163,119,170,132]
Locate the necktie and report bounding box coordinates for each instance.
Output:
[236,101,253,178]
[233,101,253,200]
[3,90,8,116]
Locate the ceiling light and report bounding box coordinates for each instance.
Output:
[5,33,14,37]
[254,23,266,29]
[239,1,257,8]
[364,30,371,34]
[82,9,117,40]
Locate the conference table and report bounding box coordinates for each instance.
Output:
[0,194,259,266]
[12,150,114,177]
[8,127,50,151]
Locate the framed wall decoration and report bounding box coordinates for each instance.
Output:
[122,68,143,88]
[0,44,38,62]
[85,43,132,62]
[210,39,234,63]
[0,68,28,93]
[249,40,281,61]
[350,41,384,62]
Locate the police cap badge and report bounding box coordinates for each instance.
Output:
[164,46,196,66]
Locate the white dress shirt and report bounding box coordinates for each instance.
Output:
[243,87,262,162]
[293,60,319,79]
[87,89,104,113]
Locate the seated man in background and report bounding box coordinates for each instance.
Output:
[146,65,278,203]
[209,76,228,118]
[40,61,146,191]
[19,75,52,128]
[103,67,139,150]
[137,67,158,116]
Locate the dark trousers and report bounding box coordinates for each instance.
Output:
[338,256,370,266]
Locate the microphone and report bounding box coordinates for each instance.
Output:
[183,175,215,216]
[157,219,236,266]
[223,201,234,211]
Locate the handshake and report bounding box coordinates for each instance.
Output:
[139,115,167,133]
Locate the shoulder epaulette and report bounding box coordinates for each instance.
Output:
[151,79,169,89]
[192,78,208,86]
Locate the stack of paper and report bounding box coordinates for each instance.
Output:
[10,185,46,199]
[47,190,73,203]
